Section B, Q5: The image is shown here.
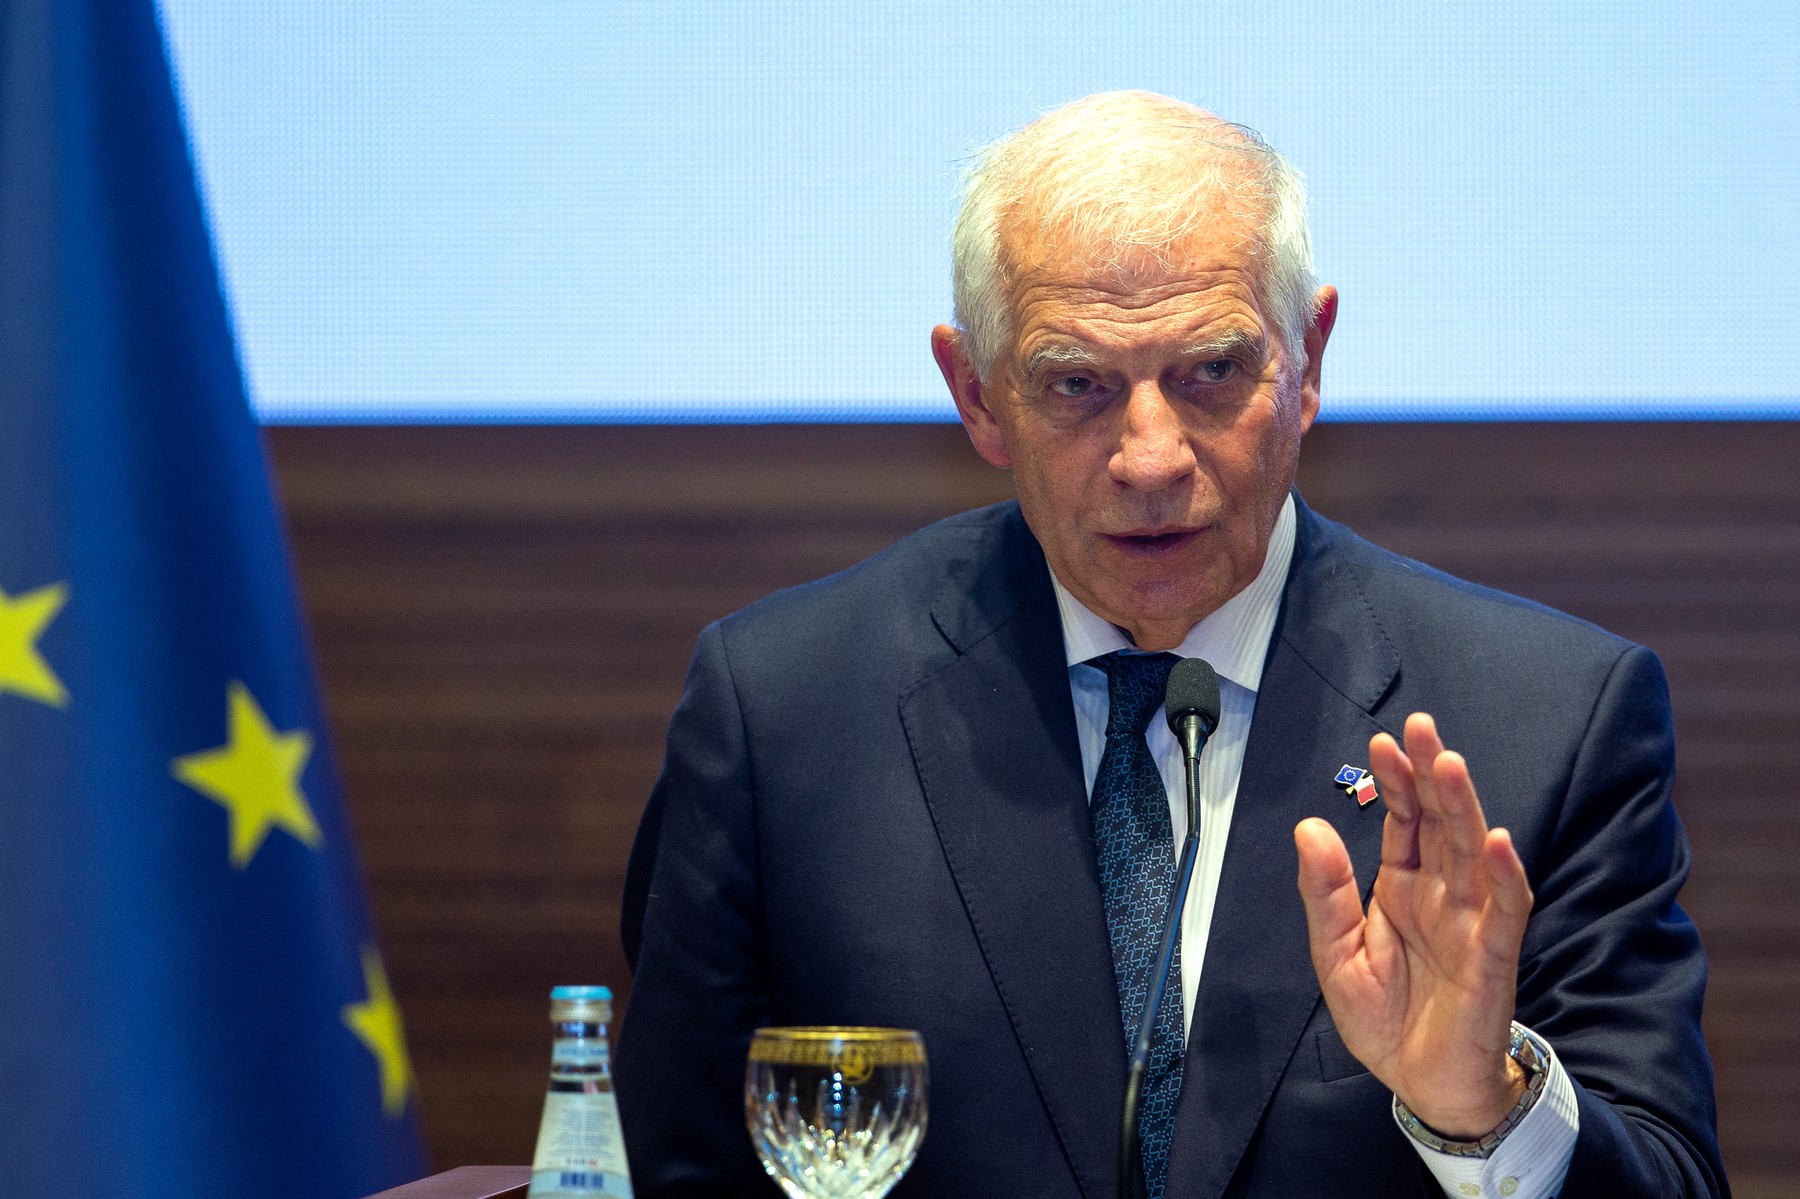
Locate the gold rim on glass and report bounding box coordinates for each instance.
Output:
[749,1027,926,1083]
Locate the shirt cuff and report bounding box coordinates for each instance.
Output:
[1392,1026,1580,1199]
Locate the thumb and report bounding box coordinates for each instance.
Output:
[1295,817,1366,980]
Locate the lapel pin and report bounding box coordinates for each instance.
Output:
[1334,763,1379,807]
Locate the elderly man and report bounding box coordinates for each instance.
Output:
[615,92,1725,1199]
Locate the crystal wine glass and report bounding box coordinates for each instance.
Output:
[744,1026,928,1199]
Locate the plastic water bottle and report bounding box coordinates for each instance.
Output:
[526,985,634,1197]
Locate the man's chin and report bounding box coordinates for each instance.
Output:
[1102,542,1230,599]
[1086,578,1231,643]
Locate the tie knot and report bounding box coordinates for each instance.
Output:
[1093,651,1179,738]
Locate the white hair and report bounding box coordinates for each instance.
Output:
[950,91,1321,382]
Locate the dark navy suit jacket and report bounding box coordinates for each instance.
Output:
[615,498,1727,1198]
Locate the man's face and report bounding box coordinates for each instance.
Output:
[935,203,1335,651]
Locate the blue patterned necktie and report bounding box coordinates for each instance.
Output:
[1090,650,1185,1199]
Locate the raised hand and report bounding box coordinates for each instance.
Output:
[1294,712,1535,1138]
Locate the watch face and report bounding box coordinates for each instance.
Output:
[1510,1024,1551,1083]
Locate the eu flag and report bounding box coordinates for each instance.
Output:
[0,0,430,1194]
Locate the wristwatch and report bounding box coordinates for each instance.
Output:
[1393,1024,1552,1159]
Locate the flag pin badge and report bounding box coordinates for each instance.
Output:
[1335,764,1379,807]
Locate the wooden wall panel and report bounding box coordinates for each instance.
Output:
[267,422,1800,1196]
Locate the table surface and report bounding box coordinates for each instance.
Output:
[364,1165,531,1199]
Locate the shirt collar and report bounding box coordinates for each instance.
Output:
[1050,492,1296,694]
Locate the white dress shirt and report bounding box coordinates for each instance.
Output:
[1049,493,1579,1199]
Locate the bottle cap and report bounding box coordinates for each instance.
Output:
[550,985,613,1002]
[548,985,613,1024]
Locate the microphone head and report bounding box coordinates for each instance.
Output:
[1165,657,1221,737]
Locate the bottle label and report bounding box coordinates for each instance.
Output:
[551,1041,609,1069]
[527,1090,633,1197]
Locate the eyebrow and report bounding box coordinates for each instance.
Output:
[1023,343,1104,377]
[1178,328,1266,361]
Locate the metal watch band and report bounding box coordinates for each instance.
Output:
[1393,1024,1552,1160]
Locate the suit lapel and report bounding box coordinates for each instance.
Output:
[1165,503,1403,1199]
[898,509,1124,1199]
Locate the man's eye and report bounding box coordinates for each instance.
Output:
[1195,359,1235,383]
[1049,375,1100,398]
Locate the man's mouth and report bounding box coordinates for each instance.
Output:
[1103,528,1203,556]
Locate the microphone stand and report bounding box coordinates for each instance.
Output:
[1118,710,1210,1199]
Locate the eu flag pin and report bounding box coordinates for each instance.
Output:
[1335,764,1379,807]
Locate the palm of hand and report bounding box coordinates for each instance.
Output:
[1296,713,1534,1138]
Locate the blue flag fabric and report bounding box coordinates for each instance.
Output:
[0,1,430,1194]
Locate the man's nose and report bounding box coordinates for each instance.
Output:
[1109,381,1196,492]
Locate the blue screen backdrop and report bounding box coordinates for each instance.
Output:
[155,1,1799,424]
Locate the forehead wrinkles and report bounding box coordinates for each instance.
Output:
[1001,220,1262,291]
[1009,272,1266,363]
[997,209,1269,349]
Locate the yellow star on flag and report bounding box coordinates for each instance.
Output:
[343,945,415,1117]
[171,681,323,869]
[0,582,71,708]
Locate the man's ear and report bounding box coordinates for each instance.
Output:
[1297,285,1338,433]
[933,325,1012,469]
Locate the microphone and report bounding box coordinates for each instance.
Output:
[1165,657,1221,758]
[1118,657,1221,1199]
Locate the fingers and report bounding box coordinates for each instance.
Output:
[1403,715,1493,906]
[1295,817,1366,979]
[1431,749,1485,904]
[1404,714,1450,878]
[1481,828,1534,960]
[1370,714,1498,910]
[1370,732,1419,870]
